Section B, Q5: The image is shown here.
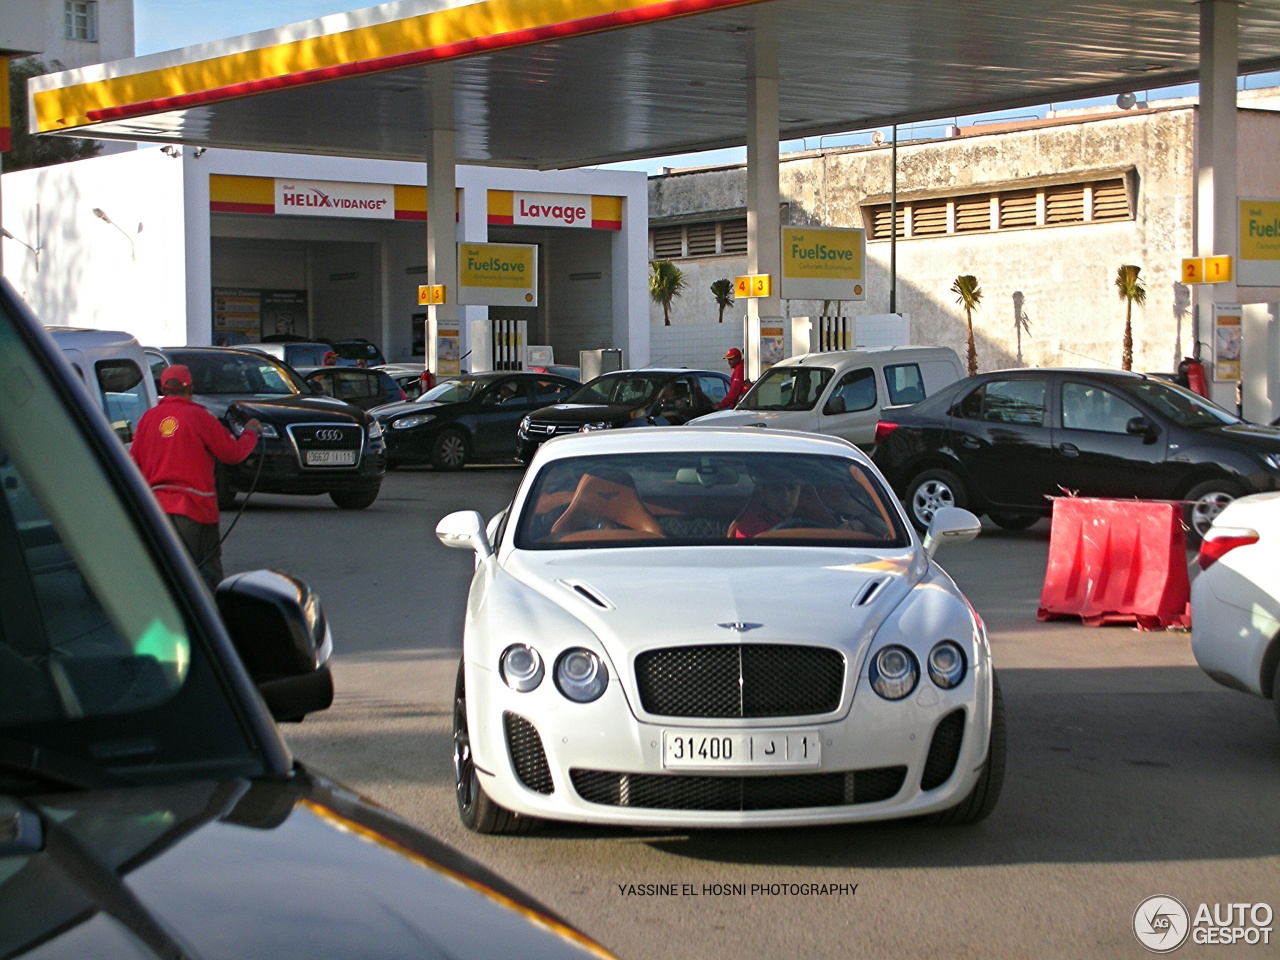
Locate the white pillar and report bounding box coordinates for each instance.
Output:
[746,28,781,382]
[1196,0,1239,409]
[426,68,459,376]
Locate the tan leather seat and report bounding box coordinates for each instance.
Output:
[549,474,664,538]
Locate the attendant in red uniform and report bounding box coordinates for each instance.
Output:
[131,365,260,591]
[717,347,748,409]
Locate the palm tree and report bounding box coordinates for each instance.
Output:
[710,278,735,323]
[951,274,982,376]
[1115,264,1147,371]
[1012,291,1031,366]
[650,261,687,326]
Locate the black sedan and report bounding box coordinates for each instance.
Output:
[872,367,1280,542]
[516,367,731,462]
[149,347,386,510]
[371,371,580,470]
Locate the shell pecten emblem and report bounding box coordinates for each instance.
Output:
[160,416,180,438]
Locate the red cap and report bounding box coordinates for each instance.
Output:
[160,364,192,390]
[724,348,743,360]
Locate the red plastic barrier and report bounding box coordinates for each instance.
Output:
[1036,498,1190,630]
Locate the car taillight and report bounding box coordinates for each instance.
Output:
[1198,529,1259,570]
[874,421,899,445]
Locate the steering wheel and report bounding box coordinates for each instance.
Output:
[769,517,814,531]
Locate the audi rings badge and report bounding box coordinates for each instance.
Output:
[315,428,344,442]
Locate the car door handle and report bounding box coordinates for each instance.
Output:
[959,435,981,449]
[1058,442,1079,457]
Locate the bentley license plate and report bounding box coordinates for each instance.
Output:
[306,450,356,466]
[661,729,821,769]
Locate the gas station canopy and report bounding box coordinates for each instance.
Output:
[28,0,1280,170]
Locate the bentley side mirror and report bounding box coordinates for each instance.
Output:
[436,510,493,559]
[922,507,982,558]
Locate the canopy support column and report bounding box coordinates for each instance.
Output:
[1196,0,1239,407]
[426,73,460,377]
[745,28,782,381]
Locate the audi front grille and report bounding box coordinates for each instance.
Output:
[285,422,365,469]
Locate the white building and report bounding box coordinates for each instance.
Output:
[2,146,650,368]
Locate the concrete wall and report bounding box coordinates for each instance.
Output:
[649,103,1280,378]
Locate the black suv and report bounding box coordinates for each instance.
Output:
[148,347,385,510]
[516,367,730,462]
[0,279,612,960]
[872,368,1280,542]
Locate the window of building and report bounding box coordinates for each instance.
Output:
[865,176,1133,241]
[65,1,99,42]
[648,217,750,260]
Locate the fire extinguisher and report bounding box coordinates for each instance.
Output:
[1178,356,1208,398]
[420,369,436,393]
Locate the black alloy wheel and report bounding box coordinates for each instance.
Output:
[905,468,968,533]
[431,428,470,471]
[452,661,535,835]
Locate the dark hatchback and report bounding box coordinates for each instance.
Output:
[148,347,385,510]
[872,368,1280,542]
[516,368,731,463]
[371,371,581,470]
[298,364,407,411]
[0,278,614,960]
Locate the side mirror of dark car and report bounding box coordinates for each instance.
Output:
[215,569,334,723]
[823,396,846,416]
[1126,416,1159,443]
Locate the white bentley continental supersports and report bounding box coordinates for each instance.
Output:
[436,428,1003,833]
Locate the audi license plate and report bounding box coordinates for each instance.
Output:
[306,450,356,466]
[661,729,821,770]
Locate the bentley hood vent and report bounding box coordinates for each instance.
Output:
[854,577,889,607]
[557,579,615,611]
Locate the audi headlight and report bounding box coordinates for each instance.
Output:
[554,648,609,702]
[869,645,919,700]
[579,421,613,433]
[235,419,277,438]
[927,641,967,689]
[393,413,436,430]
[500,644,544,692]
[367,419,383,440]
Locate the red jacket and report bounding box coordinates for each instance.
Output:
[130,395,258,525]
[718,362,747,409]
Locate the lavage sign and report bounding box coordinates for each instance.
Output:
[276,180,394,220]
[513,192,590,228]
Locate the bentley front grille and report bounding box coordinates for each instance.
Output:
[635,644,845,718]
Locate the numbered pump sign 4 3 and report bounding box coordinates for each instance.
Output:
[779,226,866,302]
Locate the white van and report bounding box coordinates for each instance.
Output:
[689,345,964,448]
[47,327,158,443]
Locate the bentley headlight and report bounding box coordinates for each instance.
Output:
[500,644,544,692]
[869,645,919,700]
[579,422,613,433]
[393,413,436,430]
[927,641,967,689]
[554,648,609,702]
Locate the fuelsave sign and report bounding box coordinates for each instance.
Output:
[780,227,866,301]
[1239,198,1280,285]
[457,242,538,306]
[275,179,394,219]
